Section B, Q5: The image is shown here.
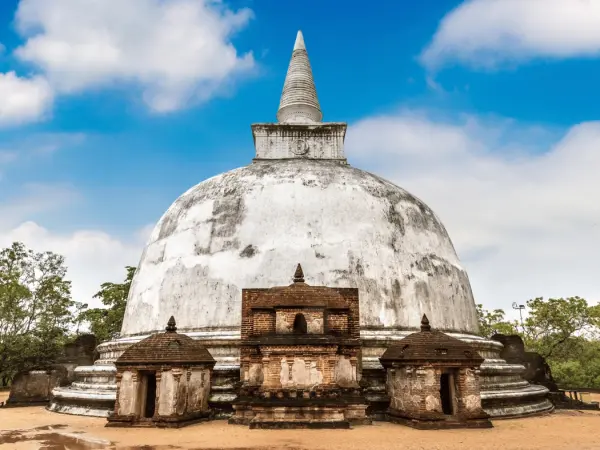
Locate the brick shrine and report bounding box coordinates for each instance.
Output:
[230,264,370,429]
[106,317,215,428]
[380,315,492,429]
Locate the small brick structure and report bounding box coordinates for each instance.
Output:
[230,264,370,429]
[106,317,215,428]
[380,315,492,429]
[6,366,68,407]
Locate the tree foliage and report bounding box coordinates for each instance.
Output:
[0,242,134,386]
[475,304,518,338]
[477,297,600,389]
[78,266,135,344]
[0,242,79,386]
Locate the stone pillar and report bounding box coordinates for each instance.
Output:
[154,371,162,419]
[114,371,123,416]
[172,367,184,416]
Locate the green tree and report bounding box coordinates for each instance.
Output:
[79,266,135,344]
[475,304,518,338]
[477,297,600,389]
[549,339,600,388]
[521,296,600,359]
[0,242,79,385]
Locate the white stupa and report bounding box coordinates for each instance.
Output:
[50,31,552,419]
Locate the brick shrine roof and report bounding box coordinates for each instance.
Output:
[379,315,484,366]
[116,317,215,366]
[250,264,351,309]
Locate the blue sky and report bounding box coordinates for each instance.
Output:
[0,0,599,313]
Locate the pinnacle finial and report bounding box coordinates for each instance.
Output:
[294,30,305,51]
[276,31,322,124]
[293,264,305,283]
[420,314,431,332]
[166,316,177,333]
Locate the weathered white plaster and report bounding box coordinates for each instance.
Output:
[291,359,309,386]
[277,357,325,388]
[121,160,479,338]
[158,371,175,416]
[387,367,423,412]
[279,358,290,386]
[425,394,442,412]
[334,356,357,387]
[252,123,346,160]
[464,394,481,411]
[309,361,323,385]
[248,363,263,385]
[117,371,135,416]
[187,369,210,411]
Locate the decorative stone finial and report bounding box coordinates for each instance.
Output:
[293,264,305,283]
[276,30,322,124]
[293,30,306,51]
[420,314,431,332]
[166,316,177,333]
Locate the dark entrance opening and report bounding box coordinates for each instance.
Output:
[440,372,454,415]
[293,313,308,334]
[144,372,157,418]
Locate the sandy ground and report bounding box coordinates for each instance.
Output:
[1,405,600,450]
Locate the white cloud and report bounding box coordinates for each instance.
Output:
[0,180,148,309]
[421,0,600,70]
[0,221,144,308]
[346,112,600,315]
[0,71,52,125]
[14,0,255,112]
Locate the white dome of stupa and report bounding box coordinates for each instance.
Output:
[120,31,479,338]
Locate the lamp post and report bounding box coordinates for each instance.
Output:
[512,302,526,329]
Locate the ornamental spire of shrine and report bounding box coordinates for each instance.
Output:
[276,30,322,124]
[293,264,305,283]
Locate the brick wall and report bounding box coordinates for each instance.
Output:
[241,286,359,338]
[455,367,484,417]
[252,311,275,335]
[240,283,361,385]
[326,312,348,334]
[275,308,324,334]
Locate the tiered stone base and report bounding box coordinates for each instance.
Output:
[106,412,212,428]
[49,330,554,419]
[386,409,493,430]
[230,388,370,429]
[49,365,116,417]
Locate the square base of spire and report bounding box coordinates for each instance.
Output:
[252,123,347,161]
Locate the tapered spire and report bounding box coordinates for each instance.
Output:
[166,316,177,333]
[420,314,431,332]
[277,31,322,124]
[293,264,305,283]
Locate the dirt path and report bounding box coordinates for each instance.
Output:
[1,406,599,450]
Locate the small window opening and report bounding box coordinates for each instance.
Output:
[293,313,308,334]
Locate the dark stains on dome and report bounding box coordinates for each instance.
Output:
[155,159,449,244]
[240,244,258,258]
[413,254,455,278]
[314,250,326,259]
